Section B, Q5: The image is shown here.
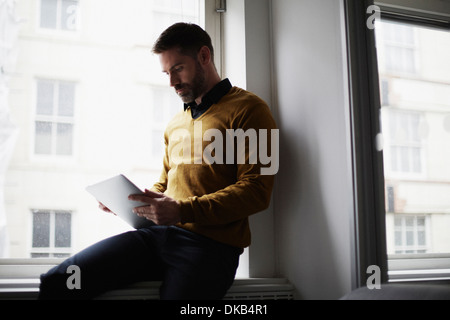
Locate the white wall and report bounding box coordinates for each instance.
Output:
[270,0,354,299]
[215,0,356,298]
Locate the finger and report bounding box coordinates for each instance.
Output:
[144,189,165,198]
[98,203,116,216]
[128,194,157,204]
[133,204,155,216]
[98,202,110,211]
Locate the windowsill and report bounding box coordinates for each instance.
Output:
[0,259,294,300]
[388,253,450,282]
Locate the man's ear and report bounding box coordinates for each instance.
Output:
[197,46,211,65]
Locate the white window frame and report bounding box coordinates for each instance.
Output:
[375,0,450,283]
[32,78,76,159]
[30,209,73,258]
[393,214,429,254]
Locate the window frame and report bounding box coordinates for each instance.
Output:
[344,0,450,288]
[30,209,73,258]
[392,214,430,254]
[32,78,77,158]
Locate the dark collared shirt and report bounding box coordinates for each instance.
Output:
[184,78,232,119]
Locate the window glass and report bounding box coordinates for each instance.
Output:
[35,121,53,155]
[40,0,58,29]
[40,0,79,31]
[34,79,76,157]
[60,0,78,31]
[376,21,450,263]
[32,211,51,248]
[58,82,75,117]
[55,211,71,248]
[3,0,203,258]
[36,80,54,116]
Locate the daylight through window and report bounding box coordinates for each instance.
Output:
[1,0,204,259]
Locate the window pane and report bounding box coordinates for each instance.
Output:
[58,82,75,116]
[32,211,50,248]
[35,121,53,154]
[406,231,414,246]
[5,0,204,259]
[56,123,73,155]
[37,80,54,116]
[55,211,71,247]
[40,0,57,29]
[60,0,78,31]
[377,21,450,260]
[418,231,426,246]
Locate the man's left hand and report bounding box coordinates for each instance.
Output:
[129,190,181,226]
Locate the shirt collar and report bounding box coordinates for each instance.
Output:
[184,78,232,112]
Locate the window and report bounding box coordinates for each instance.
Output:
[383,110,423,175]
[31,210,72,258]
[381,21,417,74]
[2,0,210,261]
[393,215,428,254]
[34,79,75,156]
[375,17,450,280]
[40,0,79,31]
[345,0,450,286]
[150,86,182,160]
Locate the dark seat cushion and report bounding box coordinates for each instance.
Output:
[341,283,450,300]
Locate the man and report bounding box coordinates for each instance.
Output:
[39,23,277,300]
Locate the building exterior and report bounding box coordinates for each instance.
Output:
[376,20,450,255]
[3,0,201,258]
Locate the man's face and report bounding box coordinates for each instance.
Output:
[159,48,207,104]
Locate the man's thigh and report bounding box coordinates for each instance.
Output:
[39,228,165,299]
[160,227,241,300]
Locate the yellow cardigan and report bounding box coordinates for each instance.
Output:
[151,87,277,248]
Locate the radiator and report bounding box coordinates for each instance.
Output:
[0,278,294,300]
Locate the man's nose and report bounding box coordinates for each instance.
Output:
[169,73,180,87]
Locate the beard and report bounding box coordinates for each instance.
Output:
[174,61,207,104]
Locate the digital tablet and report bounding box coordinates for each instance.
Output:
[86,174,155,229]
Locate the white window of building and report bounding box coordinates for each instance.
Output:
[394,215,428,254]
[382,21,417,74]
[387,110,423,175]
[34,79,75,156]
[376,16,450,280]
[40,0,79,31]
[31,210,72,258]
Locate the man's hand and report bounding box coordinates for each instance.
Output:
[129,189,181,226]
[98,202,116,215]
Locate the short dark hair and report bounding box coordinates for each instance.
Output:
[152,23,214,61]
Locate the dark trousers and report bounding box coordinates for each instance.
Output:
[38,226,242,300]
